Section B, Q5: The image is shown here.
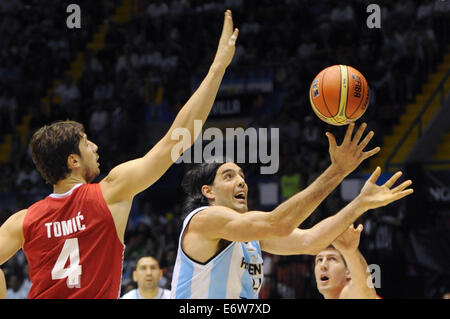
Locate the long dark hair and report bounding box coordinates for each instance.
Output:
[181,162,223,219]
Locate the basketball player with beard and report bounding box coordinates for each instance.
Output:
[170,123,413,298]
[0,10,239,299]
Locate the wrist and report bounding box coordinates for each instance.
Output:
[328,163,349,179]
[339,248,359,258]
[209,63,227,75]
[354,194,370,212]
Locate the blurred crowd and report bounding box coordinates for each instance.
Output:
[0,0,449,299]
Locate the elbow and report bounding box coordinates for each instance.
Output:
[297,231,323,255]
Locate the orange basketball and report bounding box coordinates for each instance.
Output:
[309,65,370,126]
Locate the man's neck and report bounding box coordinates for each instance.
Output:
[138,287,160,299]
[321,288,342,299]
[53,176,86,194]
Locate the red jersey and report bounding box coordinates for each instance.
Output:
[22,183,125,299]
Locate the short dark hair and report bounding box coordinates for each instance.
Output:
[181,162,223,218]
[30,120,85,185]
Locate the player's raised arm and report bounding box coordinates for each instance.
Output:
[190,123,380,243]
[331,224,378,299]
[260,167,413,255]
[101,10,239,203]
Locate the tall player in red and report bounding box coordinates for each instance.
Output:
[0,10,239,299]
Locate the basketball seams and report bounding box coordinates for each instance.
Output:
[309,65,369,126]
[335,65,349,125]
[321,67,335,119]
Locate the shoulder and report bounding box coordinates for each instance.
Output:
[186,206,240,233]
[190,206,240,224]
[6,209,27,227]
[162,288,171,299]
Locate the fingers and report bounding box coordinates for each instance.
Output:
[343,122,355,144]
[384,171,403,188]
[228,28,239,46]
[357,130,374,151]
[352,122,367,145]
[368,166,381,183]
[392,188,414,201]
[326,132,337,154]
[361,146,381,161]
[221,10,234,41]
[391,179,413,193]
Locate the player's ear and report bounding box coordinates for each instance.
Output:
[132,270,138,282]
[67,154,80,170]
[345,269,351,281]
[201,185,215,200]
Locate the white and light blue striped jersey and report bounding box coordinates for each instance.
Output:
[170,206,264,299]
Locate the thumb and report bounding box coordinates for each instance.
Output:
[356,224,364,232]
[228,28,239,46]
[326,132,337,152]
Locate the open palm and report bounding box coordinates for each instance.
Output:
[326,122,380,175]
[359,167,414,210]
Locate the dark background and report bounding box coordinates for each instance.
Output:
[0,0,449,299]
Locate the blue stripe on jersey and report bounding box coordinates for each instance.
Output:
[209,243,235,298]
[239,242,255,298]
[255,241,262,256]
[175,253,194,299]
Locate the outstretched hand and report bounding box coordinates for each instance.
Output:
[332,224,363,254]
[326,122,380,175]
[359,167,414,210]
[212,10,239,71]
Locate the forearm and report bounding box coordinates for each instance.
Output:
[168,65,226,142]
[300,198,366,254]
[341,250,377,298]
[272,164,348,234]
[0,268,5,299]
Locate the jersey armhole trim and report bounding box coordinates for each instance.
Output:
[179,207,235,266]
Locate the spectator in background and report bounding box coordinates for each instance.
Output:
[6,274,28,299]
[121,256,171,299]
[146,0,169,19]
[280,161,302,201]
[15,161,40,191]
[53,74,80,106]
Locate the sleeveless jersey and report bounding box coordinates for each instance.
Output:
[22,183,125,299]
[120,287,171,299]
[170,207,264,299]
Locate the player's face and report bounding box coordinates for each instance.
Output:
[209,162,248,213]
[314,249,349,298]
[78,133,100,183]
[133,257,162,290]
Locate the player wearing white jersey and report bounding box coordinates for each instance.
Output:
[171,207,263,298]
[170,124,413,299]
[121,256,171,299]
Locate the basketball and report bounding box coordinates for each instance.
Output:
[309,65,370,126]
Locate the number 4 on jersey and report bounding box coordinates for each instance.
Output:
[51,238,82,288]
